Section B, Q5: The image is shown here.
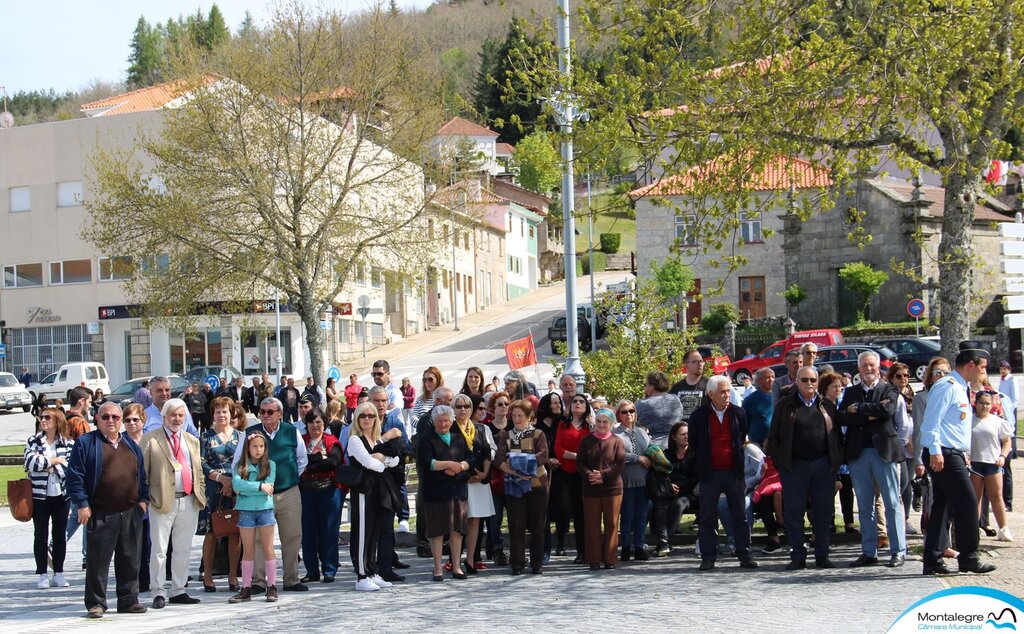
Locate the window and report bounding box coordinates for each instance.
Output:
[428,219,435,239]
[456,273,462,291]
[240,329,292,375]
[529,225,535,239]
[520,219,525,237]
[443,224,449,244]
[740,212,763,243]
[9,186,30,212]
[355,263,366,286]
[3,263,44,288]
[468,275,473,294]
[50,259,92,285]
[675,214,697,245]
[464,233,470,250]
[8,324,94,379]
[169,328,223,375]
[57,181,84,208]
[371,268,383,289]
[141,254,170,275]
[98,256,133,281]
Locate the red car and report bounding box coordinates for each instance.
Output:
[729,329,844,383]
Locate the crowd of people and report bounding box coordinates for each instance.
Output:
[20,342,1016,616]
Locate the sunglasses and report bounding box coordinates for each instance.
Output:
[572,399,588,404]
[619,408,636,414]
[798,377,818,383]
[259,409,278,415]
[371,371,385,377]
[100,414,122,421]
[358,413,376,420]
[454,404,471,409]
[495,401,509,407]
[125,417,143,423]
[476,405,487,411]
[40,415,53,421]
[894,373,909,379]
[423,376,436,382]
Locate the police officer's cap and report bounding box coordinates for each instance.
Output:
[957,340,991,361]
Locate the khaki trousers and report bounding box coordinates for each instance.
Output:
[255,485,302,587]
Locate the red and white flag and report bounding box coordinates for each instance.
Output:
[504,334,538,370]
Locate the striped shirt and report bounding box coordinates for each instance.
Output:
[24,432,75,499]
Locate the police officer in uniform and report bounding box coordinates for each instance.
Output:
[919,341,997,576]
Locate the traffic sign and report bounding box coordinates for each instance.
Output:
[357,306,370,319]
[1007,296,1024,312]
[205,375,220,391]
[320,320,331,330]
[327,367,341,381]
[906,299,925,318]
[0,344,6,358]
[1000,222,1024,238]
[1006,313,1024,329]
[357,294,370,308]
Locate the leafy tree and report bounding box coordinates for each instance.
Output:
[237,10,257,38]
[650,256,695,303]
[87,4,443,387]
[439,48,474,117]
[203,4,231,50]
[473,16,549,144]
[839,263,889,322]
[553,279,694,402]
[780,283,807,318]
[127,17,163,88]
[701,302,739,335]
[511,130,560,194]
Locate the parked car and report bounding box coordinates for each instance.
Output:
[183,365,244,386]
[769,344,898,381]
[108,375,189,408]
[0,372,33,413]
[696,345,731,375]
[548,315,593,354]
[868,337,943,381]
[28,362,111,402]
[729,329,845,383]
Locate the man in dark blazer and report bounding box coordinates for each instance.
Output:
[685,375,759,571]
[838,349,906,568]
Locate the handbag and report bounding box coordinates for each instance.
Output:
[7,479,34,522]
[211,501,240,537]
[645,469,675,501]
[334,463,364,492]
[300,476,335,492]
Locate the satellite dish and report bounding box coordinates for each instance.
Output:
[0,112,13,129]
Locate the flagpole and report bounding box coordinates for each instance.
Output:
[529,328,543,392]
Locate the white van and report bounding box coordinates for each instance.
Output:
[28,362,111,402]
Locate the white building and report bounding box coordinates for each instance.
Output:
[0,81,425,386]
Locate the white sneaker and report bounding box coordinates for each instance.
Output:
[997,526,1014,542]
[370,574,392,588]
[37,574,50,589]
[355,578,379,592]
[52,573,70,587]
[397,520,410,533]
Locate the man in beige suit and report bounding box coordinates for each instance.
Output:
[142,398,206,609]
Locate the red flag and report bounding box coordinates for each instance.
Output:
[504,334,537,370]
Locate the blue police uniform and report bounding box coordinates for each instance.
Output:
[919,368,987,574]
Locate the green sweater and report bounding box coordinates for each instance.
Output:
[248,422,300,491]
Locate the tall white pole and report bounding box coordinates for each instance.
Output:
[588,173,596,347]
[453,189,462,331]
[556,0,584,381]
[275,289,283,378]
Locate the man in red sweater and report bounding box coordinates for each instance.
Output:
[343,374,363,424]
[685,376,759,572]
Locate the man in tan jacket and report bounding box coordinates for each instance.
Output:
[142,398,206,609]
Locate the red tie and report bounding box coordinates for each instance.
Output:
[170,433,193,495]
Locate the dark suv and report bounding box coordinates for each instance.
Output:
[770,344,898,379]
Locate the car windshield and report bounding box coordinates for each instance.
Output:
[0,375,18,387]
[111,381,139,397]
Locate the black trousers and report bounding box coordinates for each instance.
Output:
[565,471,586,554]
[779,457,834,560]
[698,469,751,562]
[837,472,856,526]
[84,507,143,611]
[33,495,70,574]
[923,448,980,568]
[376,509,396,576]
[349,492,382,579]
[506,488,548,571]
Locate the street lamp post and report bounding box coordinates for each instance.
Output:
[452,188,462,331]
[550,0,586,382]
[587,174,597,347]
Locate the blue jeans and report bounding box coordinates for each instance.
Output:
[486,493,505,552]
[717,494,754,543]
[620,487,650,550]
[66,502,87,558]
[300,487,341,577]
[398,482,410,522]
[848,448,906,556]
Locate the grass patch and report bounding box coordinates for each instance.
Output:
[578,195,636,256]
[0,445,24,456]
[0,465,27,506]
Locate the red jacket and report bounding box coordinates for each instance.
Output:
[554,421,591,474]
[301,432,344,490]
[344,383,363,409]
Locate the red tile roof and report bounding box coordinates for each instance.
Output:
[436,116,499,138]
[495,142,515,156]
[630,154,832,198]
[871,180,1012,223]
[80,76,217,117]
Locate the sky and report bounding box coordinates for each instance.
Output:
[0,0,435,95]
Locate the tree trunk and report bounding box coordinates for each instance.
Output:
[937,172,981,361]
[295,292,326,389]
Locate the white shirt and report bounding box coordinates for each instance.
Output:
[347,435,399,472]
[43,438,62,497]
[165,428,192,493]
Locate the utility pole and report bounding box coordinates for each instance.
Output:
[588,174,597,347]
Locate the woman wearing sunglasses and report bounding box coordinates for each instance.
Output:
[25,407,75,589]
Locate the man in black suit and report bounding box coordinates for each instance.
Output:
[838,350,907,568]
[686,375,758,572]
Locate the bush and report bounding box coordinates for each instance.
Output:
[701,302,740,335]
[581,251,607,274]
[599,233,621,253]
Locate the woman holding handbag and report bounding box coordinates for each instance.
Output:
[24,407,74,589]
[200,397,243,593]
[299,408,344,582]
